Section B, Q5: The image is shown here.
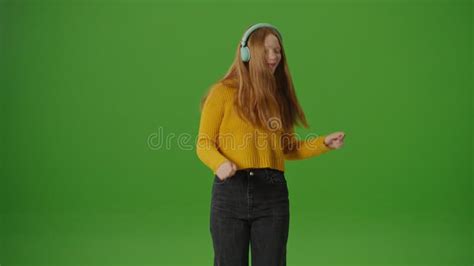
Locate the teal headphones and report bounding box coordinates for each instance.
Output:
[240,23,282,62]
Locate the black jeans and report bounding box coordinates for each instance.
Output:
[210,167,290,266]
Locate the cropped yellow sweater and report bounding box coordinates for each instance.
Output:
[196,82,332,173]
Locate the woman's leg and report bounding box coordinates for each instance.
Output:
[210,210,250,266]
[249,169,290,266]
[210,173,251,266]
[250,211,289,266]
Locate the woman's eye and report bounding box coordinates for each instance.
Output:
[266,49,281,54]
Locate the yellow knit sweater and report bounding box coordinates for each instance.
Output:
[196,82,332,173]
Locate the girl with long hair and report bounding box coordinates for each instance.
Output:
[196,23,345,266]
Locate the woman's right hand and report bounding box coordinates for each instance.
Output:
[215,160,237,181]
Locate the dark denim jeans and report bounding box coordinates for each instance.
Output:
[210,167,290,266]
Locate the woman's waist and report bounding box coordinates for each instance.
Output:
[237,167,284,175]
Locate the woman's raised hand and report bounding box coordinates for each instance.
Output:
[215,160,238,181]
[324,131,345,149]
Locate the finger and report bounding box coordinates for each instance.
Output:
[228,168,235,177]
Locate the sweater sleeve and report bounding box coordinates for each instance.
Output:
[196,85,230,173]
[283,128,332,160]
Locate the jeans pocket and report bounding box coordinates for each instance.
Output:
[214,175,229,185]
[269,171,287,184]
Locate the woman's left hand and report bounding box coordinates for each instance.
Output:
[324,131,345,149]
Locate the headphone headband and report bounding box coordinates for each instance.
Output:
[240,23,282,47]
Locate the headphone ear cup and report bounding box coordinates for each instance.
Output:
[240,46,250,62]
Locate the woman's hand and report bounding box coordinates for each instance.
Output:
[215,160,238,181]
[324,131,345,149]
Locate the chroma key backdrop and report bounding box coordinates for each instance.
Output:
[1,0,471,265]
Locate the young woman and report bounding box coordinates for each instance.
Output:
[196,23,345,266]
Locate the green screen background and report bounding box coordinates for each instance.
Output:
[1,0,472,265]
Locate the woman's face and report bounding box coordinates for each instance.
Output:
[264,34,282,74]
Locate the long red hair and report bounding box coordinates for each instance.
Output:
[200,25,309,134]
